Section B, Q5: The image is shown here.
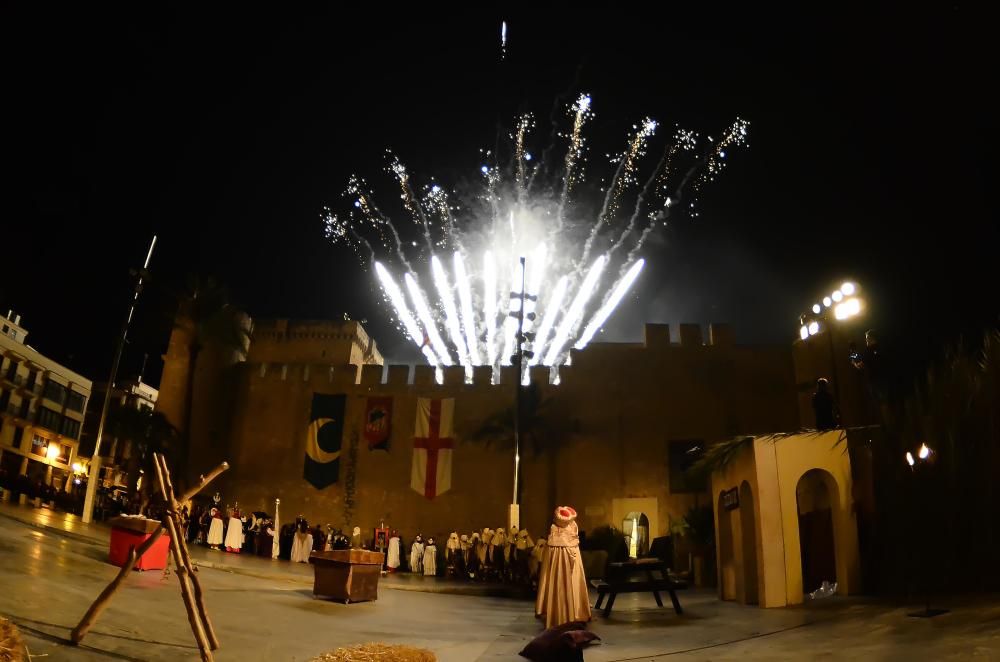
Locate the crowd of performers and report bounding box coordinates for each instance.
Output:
[177,494,554,587]
[386,526,549,587]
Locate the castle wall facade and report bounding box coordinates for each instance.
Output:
[205,321,800,547]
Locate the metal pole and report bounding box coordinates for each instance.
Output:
[826,316,841,412]
[512,256,526,507]
[82,235,157,524]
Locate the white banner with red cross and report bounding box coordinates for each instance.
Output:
[410,397,455,499]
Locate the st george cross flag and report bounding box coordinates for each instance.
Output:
[411,398,455,499]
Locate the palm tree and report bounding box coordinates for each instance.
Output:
[107,405,178,513]
[471,383,572,456]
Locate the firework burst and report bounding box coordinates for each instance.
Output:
[326,95,748,383]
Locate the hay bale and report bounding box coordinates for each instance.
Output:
[309,642,436,662]
[0,618,26,662]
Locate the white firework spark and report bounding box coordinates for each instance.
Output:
[329,95,748,382]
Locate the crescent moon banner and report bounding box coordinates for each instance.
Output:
[304,393,346,490]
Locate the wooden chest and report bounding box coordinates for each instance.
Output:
[310,549,385,603]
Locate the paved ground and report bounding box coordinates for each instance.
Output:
[1,502,999,661]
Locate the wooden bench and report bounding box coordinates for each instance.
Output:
[590,576,687,617]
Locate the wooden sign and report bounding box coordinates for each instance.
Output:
[721,487,740,511]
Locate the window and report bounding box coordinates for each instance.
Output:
[43,380,67,405]
[26,370,37,390]
[12,426,24,449]
[5,361,17,381]
[0,389,8,411]
[668,439,708,494]
[58,444,71,464]
[31,434,47,457]
[65,390,85,413]
[18,398,29,419]
[37,406,62,432]
[60,416,81,440]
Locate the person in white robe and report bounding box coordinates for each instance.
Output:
[529,537,547,587]
[409,534,424,574]
[423,537,438,576]
[468,532,482,578]
[207,507,225,549]
[386,531,402,572]
[490,527,506,578]
[290,518,313,563]
[444,532,461,577]
[224,507,244,553]
[515,528,534,583]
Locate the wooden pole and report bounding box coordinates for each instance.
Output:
[70,455,228,658]
[153,454,213,661]
[178,462,230,505]
[155,454,220,650]
[70,527,164,644]
[162,509,212,661]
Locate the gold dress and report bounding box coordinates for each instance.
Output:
[535,520,591,629]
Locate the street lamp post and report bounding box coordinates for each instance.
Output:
[81,235,156,524]
[508,256,536,530]
[905,443,949,618]
[799,282,863,422]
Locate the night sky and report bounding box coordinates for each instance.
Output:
[3,6,995,387]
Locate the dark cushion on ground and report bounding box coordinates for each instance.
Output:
[520,622,600,662]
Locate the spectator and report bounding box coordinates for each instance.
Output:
[812,378,837,429]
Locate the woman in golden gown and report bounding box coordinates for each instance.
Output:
[535,506,591,629]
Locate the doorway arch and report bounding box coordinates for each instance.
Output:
[796,469,838,594]
[717,492,736,600]
[739,481,759,605]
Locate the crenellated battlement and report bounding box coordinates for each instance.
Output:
[240,322,745,392]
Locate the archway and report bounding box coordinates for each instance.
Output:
[622,512,650,558]
[796,469,837,594]
[717,492,736,600]
[739,481,759,605]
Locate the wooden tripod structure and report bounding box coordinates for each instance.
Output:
[71,455,229,662]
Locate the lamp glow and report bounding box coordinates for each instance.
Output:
[841,282,856,296]
[812,304,821,314]
[808,321,820,336]
[918,443,931,460]
[800,325,809,340]
[46,445,59,460]
[906,452,915,467]
[832,290,844,302]
[823,296,832,307]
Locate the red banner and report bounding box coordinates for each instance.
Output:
[364,397,393,450]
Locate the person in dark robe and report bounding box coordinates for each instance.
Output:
[812,378,838,429]
[311,524,327,552]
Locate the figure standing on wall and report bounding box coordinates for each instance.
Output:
[423,537,438,577]
[387,530,401,573]
[410,534,425,574]
[351,526,362,549]
[535,506,592,629]
[812,378,838,430]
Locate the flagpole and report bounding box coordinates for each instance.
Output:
[272,498,281,559]
[82,235,156,524]
[510,257,527,529]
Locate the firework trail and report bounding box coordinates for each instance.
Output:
[327,95,748,382]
